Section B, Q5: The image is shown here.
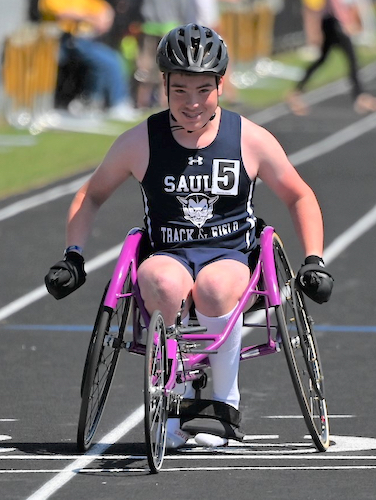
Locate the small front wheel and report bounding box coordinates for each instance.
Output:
[144,311,168,473]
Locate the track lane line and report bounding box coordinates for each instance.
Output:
[21,204,376,499]
[25,406,144,500]
[1,61,376,224]
[0,76,373,497]
[2,112,376,321]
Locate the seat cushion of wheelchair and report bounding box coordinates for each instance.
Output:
[172,399,245,441]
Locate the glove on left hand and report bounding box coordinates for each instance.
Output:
[297,255,334,304]
[45,252,86,300]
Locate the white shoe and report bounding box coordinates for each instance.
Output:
[166,418,190,449]
[194,433,228,447]
[106,102,141,122]
[67,98,103,119]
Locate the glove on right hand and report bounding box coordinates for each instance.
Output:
[45,252,86,300]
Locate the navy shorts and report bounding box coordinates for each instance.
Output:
[152,247,258,280]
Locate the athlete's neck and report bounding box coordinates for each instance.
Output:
[169,108,221,149]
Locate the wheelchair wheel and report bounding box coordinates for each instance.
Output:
[144,311,168,473]
[77,272,133,452]
[80,282,110,398]
[273,234,330,451]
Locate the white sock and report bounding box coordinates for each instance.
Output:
[195,433,228,447]
[195,305,242,410]
[166,418,190,449]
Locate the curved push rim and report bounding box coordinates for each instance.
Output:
[273,234,330,451]
[77,273,132,451]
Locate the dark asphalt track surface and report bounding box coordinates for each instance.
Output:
[1,65,376,499]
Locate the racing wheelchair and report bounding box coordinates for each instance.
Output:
[76,222,330,473]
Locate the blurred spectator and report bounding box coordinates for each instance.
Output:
[287,0,376,115]
[184,0,221,29]
[99,0,143,50]
[38,0,140,121]
[134,0,187,109]
[300,0,325,58]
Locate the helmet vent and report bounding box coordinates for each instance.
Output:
[156,23,228,76]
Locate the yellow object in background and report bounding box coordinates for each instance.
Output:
[2,23,60,128]
[301,0,326,11]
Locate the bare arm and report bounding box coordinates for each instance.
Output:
[66,121,149,250]
[241,118,324,258]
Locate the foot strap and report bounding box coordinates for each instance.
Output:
[171,399,245,441]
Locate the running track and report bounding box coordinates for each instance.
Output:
[1,64,376,500]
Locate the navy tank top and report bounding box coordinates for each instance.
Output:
[141,108,256,252]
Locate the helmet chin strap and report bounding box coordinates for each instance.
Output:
[170,111,216,133]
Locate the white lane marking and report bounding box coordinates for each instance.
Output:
[1,203,374,499]
[177,435,376,455]
[2,123,376,322]
[264,415,354,419]
[1,73,374,495]
[0,435,15,453]
[3,465,376,473]
[328,435,376,453]
[26,405,143,500]
[323,204,376,263]
[1,435,375,469]
[0,175,91,222]
[2,203,376,496]
[0,244,122,322]
[1,62,376,225]
[288,113,376,166]
[6,466,376,472]
[87,464,376,471]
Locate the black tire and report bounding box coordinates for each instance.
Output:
[80,282,110,398]
[144,311,168,473]
[273,234,330,451]
[77,272,133,452]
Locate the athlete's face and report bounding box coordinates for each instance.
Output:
[165,73,223,132]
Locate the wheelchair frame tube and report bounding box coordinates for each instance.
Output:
[180,225,282,369]
[104,228,144,310]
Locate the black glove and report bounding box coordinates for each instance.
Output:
[45,251,86,300]
[297,255,334,304]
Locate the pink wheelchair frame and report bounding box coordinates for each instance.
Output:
[77,224,330,473]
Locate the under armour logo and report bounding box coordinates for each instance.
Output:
[188,156,204,166]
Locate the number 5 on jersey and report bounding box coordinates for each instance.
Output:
[211,159,240,196]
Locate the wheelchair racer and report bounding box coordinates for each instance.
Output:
[46,24,333,448]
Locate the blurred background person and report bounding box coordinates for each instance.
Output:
[38,0,140,121]
[185,0,221,29]
[288,0,376,115]
[134,0,187,110]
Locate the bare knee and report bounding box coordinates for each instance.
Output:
[138,256,193,323]
[193,261,250,316]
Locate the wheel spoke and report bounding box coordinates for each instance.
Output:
[273,234,330,451]
[144,311,168,473]
[77,273,133,451]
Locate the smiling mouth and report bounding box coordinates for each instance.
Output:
[182,111,202,119]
